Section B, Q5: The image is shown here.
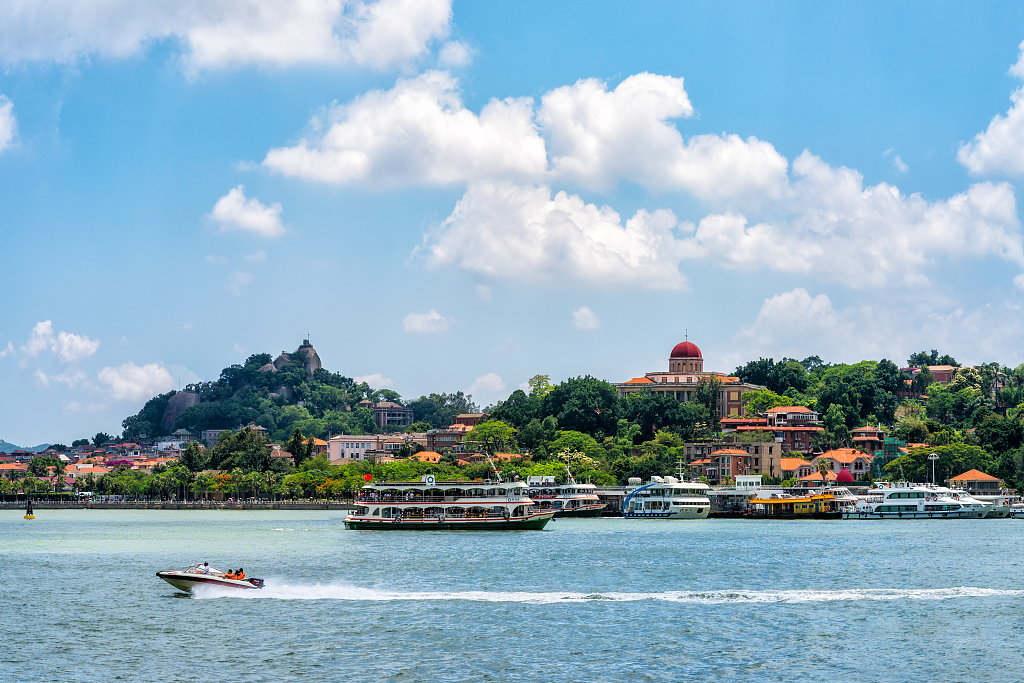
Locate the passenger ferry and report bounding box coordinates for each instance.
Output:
[344,472,555,530]
[844,482,986,519]
[526,467,607,517]
[622,464,711,520]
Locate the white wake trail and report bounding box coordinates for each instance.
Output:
[190,583,1024,604]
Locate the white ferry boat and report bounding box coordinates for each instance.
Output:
[622,464,711,520]
[526,467,608,518]
[344,473,555,530]
[844,482,986,519]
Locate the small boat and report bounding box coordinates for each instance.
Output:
[157,564,265,592]
[526,467,608,518]
[24,498,35,520]
[844,482,985,519]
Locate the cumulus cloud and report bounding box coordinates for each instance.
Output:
[0,0,452,72]
[19,320,100,363]
[469,372,506,395]
[403,309,448,333]
[437,40,471,67]
[98,362,174,402]
[893,154,908,173]
[0,340,14,358]
[209,186,285,237]
[34,369,50,386]
[959,41,1024,176]
[354,372,393,387]
[263,71,787,199]
[53,331,101,363]
[423,182,688,290]
[679,152,1024,288]
[572,306,600,330]
[0,95,15,153]
[264,71,547,186]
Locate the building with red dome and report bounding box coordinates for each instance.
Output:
[615,338,764,418]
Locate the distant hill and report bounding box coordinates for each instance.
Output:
[0,440,51,453]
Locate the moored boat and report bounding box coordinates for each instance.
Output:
[526,467,607,517]
[844,482,985,519]
[622,463,711,519]
[157,564,265,592]
[344,472,555,530]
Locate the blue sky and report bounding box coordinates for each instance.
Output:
[3,0,1024,446]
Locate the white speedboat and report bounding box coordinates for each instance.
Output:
[157,564,265,592]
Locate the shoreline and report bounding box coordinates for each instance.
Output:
[1,501,358,511]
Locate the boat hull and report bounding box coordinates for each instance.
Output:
[344,513,554,531]
[157,571,263,592]
[554,504,607,518]
[623,508,710,520]
[843,509,985,520]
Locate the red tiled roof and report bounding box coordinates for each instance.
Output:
[800,471,838,482]
[766,405,814,413]
[816,448,870,464]
[623,377,654,384]
[949,469,999,482]
[710,448,748,455]
[780,457,812,471]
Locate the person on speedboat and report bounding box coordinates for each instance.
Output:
[198,562,211,574]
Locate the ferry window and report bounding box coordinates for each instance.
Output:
[372,508,379,516]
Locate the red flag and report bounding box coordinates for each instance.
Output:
[363,474,372,482]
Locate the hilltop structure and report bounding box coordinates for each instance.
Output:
[260,339,322,378]
[615,339,764,417]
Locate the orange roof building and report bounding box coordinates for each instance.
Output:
[949,469,1001,492]
[615,338,766,418]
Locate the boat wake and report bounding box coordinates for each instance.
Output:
[190,583,1024,604]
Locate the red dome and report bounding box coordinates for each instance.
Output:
[670,341,702,358]
[836,467,854,483]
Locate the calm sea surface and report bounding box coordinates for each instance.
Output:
[2,510,1023,682]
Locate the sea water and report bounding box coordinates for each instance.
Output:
[2,510,1023,682]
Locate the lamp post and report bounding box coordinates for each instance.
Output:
[928,453,939,485]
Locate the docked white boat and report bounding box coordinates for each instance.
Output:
[345,473,555,530]
[526,467,607,517]
[157,564,265,592]
[844,482,986,519]
[623,465,711,520]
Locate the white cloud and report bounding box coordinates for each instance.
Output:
[354,372,393,387]
[893,154,908,173]
[98,362,174,402]
[22,320,55,358]
[475,284,492,301]
[469,372,506,395]
[572,306,600,331]
[263,71,787,199]
[958,41,1024,176]
[52,331,101,363]
[51,370,88,388]
[0,95,16,153]
[34,369,50,386]
[226,271,254,295]
[423,182,688,290]
[0,340,14,358]
[263,71,547,187]
[0,0,453,72]
[209,186,285,237]
[245,249,268,262]
[679,153,1024,288]
[403,309,448,333]
[438,40,471,67]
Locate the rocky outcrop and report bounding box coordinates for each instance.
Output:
[160,392,200,432]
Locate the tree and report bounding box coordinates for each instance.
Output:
[693,375,723,433]
[908,350,959,367]
[93,432,114,447]
[285,428,312,468]
[71,439,91,448]
[527,374,554,398]
[465,421,517,456]
[179,441,210,473]
[541,376,621,438]
[822,403,852,448]
[488,390,539,429]
[741,389,792,416]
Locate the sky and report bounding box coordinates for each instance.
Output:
[4,1,1024,446]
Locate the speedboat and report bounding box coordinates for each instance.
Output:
[157,564,265,592]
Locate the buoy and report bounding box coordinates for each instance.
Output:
[24,499,35,520]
